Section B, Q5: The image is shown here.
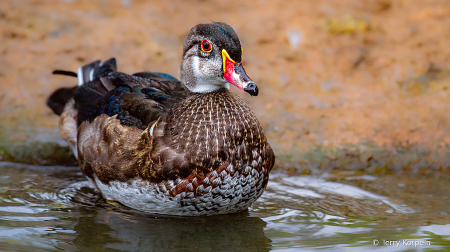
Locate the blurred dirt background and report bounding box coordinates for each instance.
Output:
[1,0,450,176]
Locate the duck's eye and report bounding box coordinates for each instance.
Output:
[201,39,212,53]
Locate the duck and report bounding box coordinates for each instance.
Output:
[47,22,275,216]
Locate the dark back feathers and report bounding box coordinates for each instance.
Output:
[48,58,187,130]
[71,59,187,130]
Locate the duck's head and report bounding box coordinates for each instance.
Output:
[180,22,258,96]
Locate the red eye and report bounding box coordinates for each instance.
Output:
[201,39,212,53]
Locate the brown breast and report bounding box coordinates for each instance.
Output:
[162,89,273,176]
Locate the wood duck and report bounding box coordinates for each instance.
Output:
[47,22,275,216]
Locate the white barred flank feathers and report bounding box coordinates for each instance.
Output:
[91,166,266,216]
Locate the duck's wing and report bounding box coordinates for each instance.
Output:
[75,73,186,130]
[48,58,187,130]
[48,59,190,182]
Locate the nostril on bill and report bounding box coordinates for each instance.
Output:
[244,82,259,96]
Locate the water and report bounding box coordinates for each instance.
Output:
[0,161,449,251]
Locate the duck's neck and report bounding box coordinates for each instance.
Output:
[185,81,230,93]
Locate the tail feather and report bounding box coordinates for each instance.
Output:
[47,58,117,116]
[52,70,78,77]
[76,58,117,86]
[76,60,100,86]
[47,86,77,116]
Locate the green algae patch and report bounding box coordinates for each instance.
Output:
[273,142,450,178]
[397,63,450,95]
[321,15,373,35]
[0,141,77,166]
[0,123,77,166]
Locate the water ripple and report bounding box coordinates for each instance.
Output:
[0,163,449,251]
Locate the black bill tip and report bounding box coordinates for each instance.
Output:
[244,82,258,96]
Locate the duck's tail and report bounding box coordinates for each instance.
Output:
[47,58,117,116]
[46,85,77,116]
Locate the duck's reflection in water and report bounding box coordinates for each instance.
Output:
[70,190,271,252]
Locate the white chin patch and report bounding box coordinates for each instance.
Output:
[189,56,230,93]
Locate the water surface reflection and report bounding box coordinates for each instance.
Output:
[71,202,271,252]
[0,162,449,251]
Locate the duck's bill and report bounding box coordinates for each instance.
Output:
[222,49,259,96]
